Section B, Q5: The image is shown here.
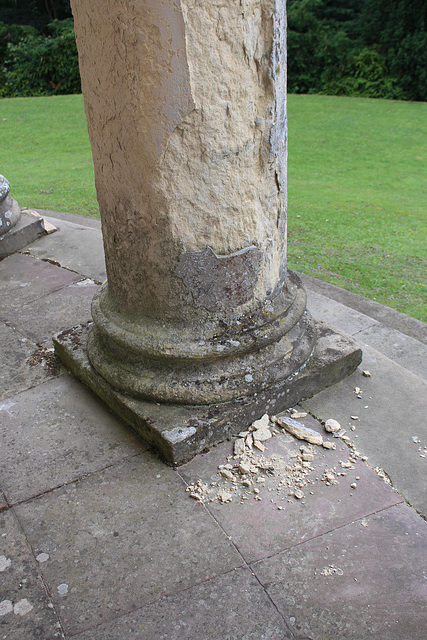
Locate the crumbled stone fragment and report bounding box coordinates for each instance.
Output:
[324,419,341,433]
[252,428,272,442]
[351,415,359,420]
[290,410,308,419]
[322,441,336,450]
[253,440,266,452]
[340,461,354,469]
[238,461,252,475]
[217,490,233,503]
[245,433,253,449]
[322,470,339,485]
[302,452,314,462]
[350,483,357,489]
[253,487,260,494]
[362,370,371,377]
[219,469,234,480]
[320,565,343,576]
[234,438,246,456]
[294,489,304,499]
[277,417,323,445]
[250,414,270,431]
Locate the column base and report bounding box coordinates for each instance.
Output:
[54,320,362,465]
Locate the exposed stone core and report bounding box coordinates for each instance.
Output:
[70,0,324,406]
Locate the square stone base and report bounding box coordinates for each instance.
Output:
[54,321,362,465]
[0,210,52,258]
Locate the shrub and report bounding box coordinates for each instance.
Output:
[2,18,80,97]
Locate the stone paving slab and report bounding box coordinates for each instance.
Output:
[0,491,8,512]
[306,289,379,336]
[299,271,427,344]
[357,322,427,380]
[13,453,243,637]
[179,413,403,564]
[24,215,106,284]
[0,374,147,504]
[303,345,427,517]
[72,567,292,640]
[3,280,98,346]
[0,509,64,640]
[0,253,81,315]
[0,321,62,402]
[252,502,427,640]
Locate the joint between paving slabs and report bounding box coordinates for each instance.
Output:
[7,506,67,639]
[4,451,145,509]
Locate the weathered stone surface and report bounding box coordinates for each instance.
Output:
[0,510,61,640]
[13,453,242,636]
[72,567,292,640]
[72,0,286,318]
[0,375,146,504]
[253,503,427,640]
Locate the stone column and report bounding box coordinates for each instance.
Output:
[56,0,361,462]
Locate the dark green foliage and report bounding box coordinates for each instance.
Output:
[0,1,71,32]
[1,18,80,97]
[360,0,427,100]
[288,0,427,101]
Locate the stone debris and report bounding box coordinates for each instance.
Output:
[322,469,339,485]
[324,419,341,434]
[217,490,233,503]
[320,565,343,576]
[362,370,371,377]
[252,428,272,442]
[186,412,368,506]
[374,467,392,486]
[276,416,323,445]
[289,408,308,419]
[234,438,246,456]
[322,440,336,450]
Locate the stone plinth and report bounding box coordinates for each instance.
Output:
[0,175,50,257]
[58,0,362,463]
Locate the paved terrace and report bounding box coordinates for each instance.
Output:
[1,210,426,639]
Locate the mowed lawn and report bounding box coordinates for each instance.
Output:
[0,93,426,321]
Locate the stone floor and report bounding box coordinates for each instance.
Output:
[0,210,426,639]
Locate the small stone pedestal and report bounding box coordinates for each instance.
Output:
[0,175,49,258]
[55,0,362,464]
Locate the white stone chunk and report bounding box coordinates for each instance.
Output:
[277,417,323,446]
[324,419,341,433]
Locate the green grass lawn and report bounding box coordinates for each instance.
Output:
[0,93,425,321]
[0,95,98,217]
[287,94,426,322]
